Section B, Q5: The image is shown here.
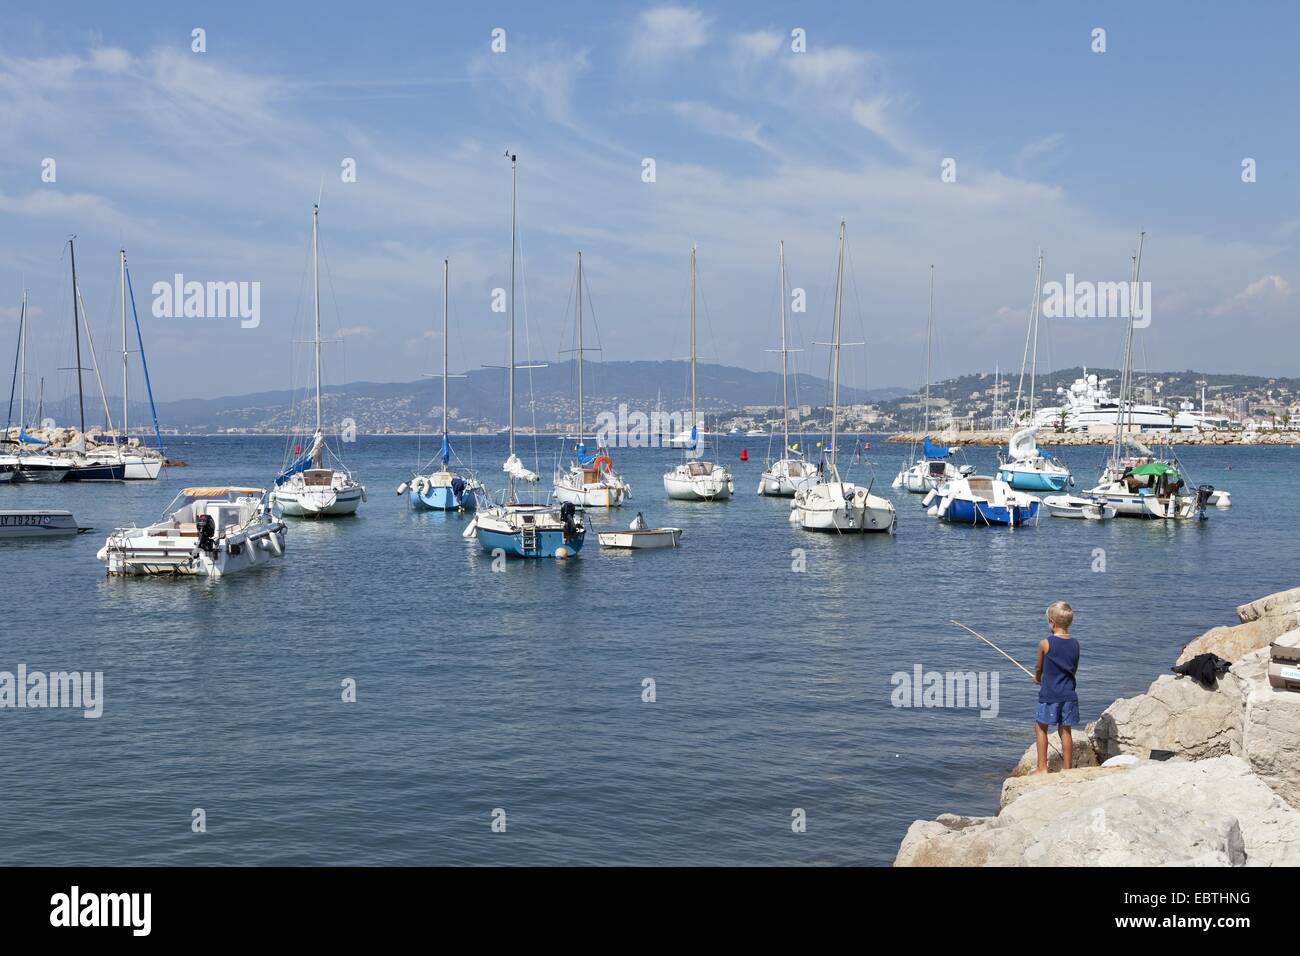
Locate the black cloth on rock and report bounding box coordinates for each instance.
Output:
[1171,653,1232,690]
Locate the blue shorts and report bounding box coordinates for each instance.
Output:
[1036,700,1079,727]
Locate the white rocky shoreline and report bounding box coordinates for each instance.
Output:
[894,585,1300,866]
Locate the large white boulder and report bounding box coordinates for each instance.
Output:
[895,756,1300,866]
[1091,673,1244,760]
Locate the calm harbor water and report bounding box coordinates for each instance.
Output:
[0,434,1294,865]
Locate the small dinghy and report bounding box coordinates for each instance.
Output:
[0,509,87,539]
[1043,494,1117,521]
[597,512,683,550]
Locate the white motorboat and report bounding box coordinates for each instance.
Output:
[598,513,682,549]
[663,245,733,502]
[553,251,630,509]
[792,221,896,534]
[0,509,86,538]
[1042,494,1117,520]
[97,486,286,576]
[0,453,72,482]
[273,204,366,518]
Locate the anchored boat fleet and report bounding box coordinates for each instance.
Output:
[4,163,1233,573]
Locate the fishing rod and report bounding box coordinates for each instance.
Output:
[950,619,1065,761]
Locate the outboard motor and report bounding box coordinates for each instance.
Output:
[1196,484,1215,515]
[559,501,579,541]
[196,513,217,553]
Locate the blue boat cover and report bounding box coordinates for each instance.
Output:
[275,452,312,486]
[17,428,45,445]
[440,432,452,465]
[574,442,596,466]
[689,425,698,450]
[922,435,949,460]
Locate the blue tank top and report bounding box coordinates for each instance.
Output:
[1039,633,1079,703]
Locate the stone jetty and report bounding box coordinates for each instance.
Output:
[894,585,1300,866]
[887,429,1300,447]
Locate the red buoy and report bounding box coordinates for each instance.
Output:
[739,448,749,461]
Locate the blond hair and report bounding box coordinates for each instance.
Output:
[1047,601,1074,630]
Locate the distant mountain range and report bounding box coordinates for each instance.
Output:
[121,361,909,434]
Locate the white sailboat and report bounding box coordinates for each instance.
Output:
[80,249,164,480]
[997,251,1071,493]
[892,266,964,493]
[1,290,73,482]
[398,258,485,511]
[758,240,819,498]
[473,151,586,558]
[663,245,734,501]
[272,204,366,518]
[553,251,630,508]
[1085,234,1211,520]
[792,221,896,533]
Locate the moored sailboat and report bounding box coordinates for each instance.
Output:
[893,266,965,493]
[272,204,366,518]
[473,151,585,558]
[758,240,819,498]
[792,221,895,533]
[399,258,484,511]
[663,245,734,501]
[553,251,629,508]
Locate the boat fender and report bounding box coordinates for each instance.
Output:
[462,517,478,539]
[268,532,284,557]
[397,482,409,496]
[361,488,368,503]
[95,544,108,561]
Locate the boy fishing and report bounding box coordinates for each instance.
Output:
[1034,601,1080,774]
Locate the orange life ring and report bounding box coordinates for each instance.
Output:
[592,455,613,473]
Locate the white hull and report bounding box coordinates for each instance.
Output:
[757,458,820,497]
[664,462,733,500]
[0,509,83,538]
[275,485,364,517]
[99,488,286,577]
[553,465,630,508]
[597,528,682,549]
[892,459,959,494]
[793,481,896,533]
[1042,495,1117,520]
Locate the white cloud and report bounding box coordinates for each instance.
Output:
[669,101,767,149]
[628,6,711,65]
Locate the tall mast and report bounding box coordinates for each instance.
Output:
[312,204,322,437]
[829,220,846,478]
[18,289,26,428]
[508,152,517,464]
[690,244,697,436]
[68,238,86,435]
[1029,250,1042,418]
[442,257,449,453]
[1114,232,1145,460]
[779,240,789,453]
[576,251,584,441]
[120,249,129,443]
[924,264,934,434]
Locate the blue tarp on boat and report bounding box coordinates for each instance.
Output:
[440,432,452,465]
[922,435,949,460]
[574,442,596,466]
[17,428,45,445]
[275,453,312,486]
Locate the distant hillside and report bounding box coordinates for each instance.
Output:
[139,360,907,433]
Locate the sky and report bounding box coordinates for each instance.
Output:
[1,1,1297,406]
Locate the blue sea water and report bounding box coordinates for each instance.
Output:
[0,434,1294,865]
